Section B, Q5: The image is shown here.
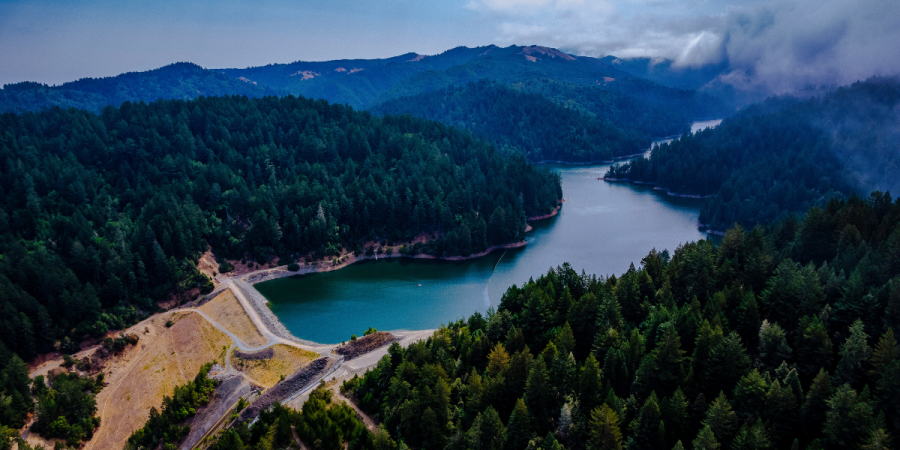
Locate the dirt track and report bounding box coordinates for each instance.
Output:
[29,267,437,450]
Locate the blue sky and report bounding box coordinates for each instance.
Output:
[2,0,898,92]
[0,0,495,85]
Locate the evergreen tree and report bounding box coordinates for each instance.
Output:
[703,392,737,446]
[588,404,624,450]
[834,319,873,388]
[733,370,768,422]
[869,329,899,384]
[731,419,772,450]
[635,327,686,397]
[862,428,892,450]
[707,331,751,396]
[467,406,506,450]
[578,354,605,424]
[794,316,833,381]
[603,349,630,399]
[662,388,690,446]
[627,393,665,450]
[487,342,511,377]
[763,380,799,446]
[525,356,554,434]
[822,384,874,450]
[758,321,792,373]
[802,369,834,440]
[692,425,721,450]
[505,398,533,450]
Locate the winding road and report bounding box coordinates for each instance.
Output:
[28,268,425,450]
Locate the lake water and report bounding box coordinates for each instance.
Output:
[257,120,722,344]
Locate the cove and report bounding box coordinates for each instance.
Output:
[256,120,722,344]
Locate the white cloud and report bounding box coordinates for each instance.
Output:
[469,0,900,95]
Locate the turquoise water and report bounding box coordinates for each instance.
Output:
[257,122,720,344]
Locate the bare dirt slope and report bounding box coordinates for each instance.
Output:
[85,311,231,450]
[232,344,318,387]
[200,290,268,347]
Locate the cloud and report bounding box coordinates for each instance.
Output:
[471,0,900,96]
[718,0,900,95]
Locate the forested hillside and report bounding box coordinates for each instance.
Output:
[605,77,900,231]
[372,81,648,162]
[372,79,728,163]
[321,192,900,450]
[513,79,717,139]
[0,94,560,361]
[0,63,281,113]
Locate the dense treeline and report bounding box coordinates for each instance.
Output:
[0,343,32,446]
[372,81,649,162]
[125,363,219,449]
[31,372,103,446]
[0,63,281,114]
[0,94,560,361]
[605,77,900,231]
[513,79,711,139]
[340,192,900,449]
[209,384,374,450]
[0,341,103,449]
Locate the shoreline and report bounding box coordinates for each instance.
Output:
[232,203,563,287]
[602,178,710,199]
[531,152,650,166]
[210,203,564,346]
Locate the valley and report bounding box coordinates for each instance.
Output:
[0,24,897,448]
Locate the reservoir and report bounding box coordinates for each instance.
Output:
[257,120,722,344]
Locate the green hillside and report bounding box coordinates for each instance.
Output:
[0,63,281,113]
[0,94,560,361]
[605,77,900,231]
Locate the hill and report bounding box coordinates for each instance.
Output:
[0,63,282,113]
[370,80,649,162]
[0,94,560,361]
[599,56,730,91]
[328,193,900,450]
[371,78,726,162]
[221,45,728,113]
[605,77,900,231]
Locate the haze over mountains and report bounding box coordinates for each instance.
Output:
[1,44,725,112]
[0,44,730,164]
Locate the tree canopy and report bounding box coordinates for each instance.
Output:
[0,94,560,360]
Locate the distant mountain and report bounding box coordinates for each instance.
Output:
[220,45,663,109]
[0,45,733,164]
[220,45,729,163]
[600,56,730,91]
[0,62,281,113]
[605,77,900,230]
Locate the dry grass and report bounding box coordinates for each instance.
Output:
[84,311,231,450]
[232,344,318,388]
[200,290,268,347]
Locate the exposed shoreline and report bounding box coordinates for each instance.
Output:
[602,178,711,199]
[208,203,564,346]
[232,204,563,287]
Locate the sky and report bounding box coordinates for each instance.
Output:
[1,0,899,93]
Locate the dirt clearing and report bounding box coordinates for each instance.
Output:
[200,290,268,347]
[232,344,318,387]
[84,311,231,450]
